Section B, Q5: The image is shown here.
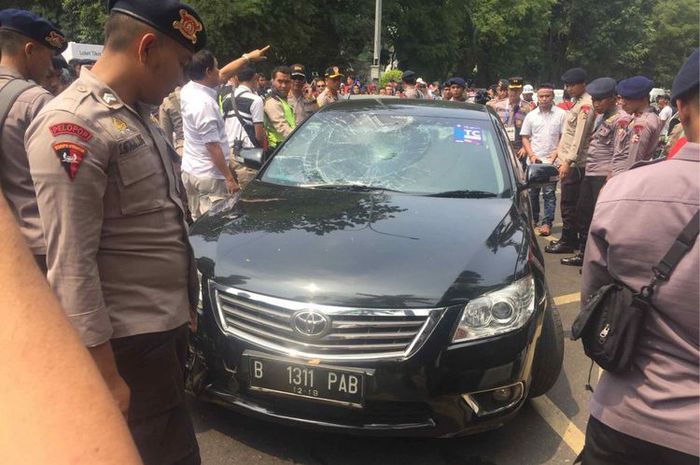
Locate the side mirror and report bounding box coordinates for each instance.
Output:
[524,163,559,189]
[240,147,264,169]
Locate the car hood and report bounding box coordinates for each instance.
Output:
[190,181,528,308]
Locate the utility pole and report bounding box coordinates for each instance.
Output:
[370,0,382,81]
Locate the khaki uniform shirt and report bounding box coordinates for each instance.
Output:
[317,89,341,108]
[25,69,196,347]
[610,108,663,177]
[493,98,531,150]
[583,143,699,455]
[557,92,595,167]
[0,65,53,254]
[287,91,316,124]
[585,108,623,177]
[159,87,184,155]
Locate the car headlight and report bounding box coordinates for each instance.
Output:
[451,275,535,343]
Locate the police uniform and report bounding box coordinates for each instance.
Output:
[24,1,205,464]
[0,10,66,273]
[545,67,595,254]
[447,77,467,102]
[402,70,424,99]
[287,63,316,123]
[493,77,531,159]
[562,78,622,266]
[159,86,184,156]
[317,66,344,108]
[610,76,663,177]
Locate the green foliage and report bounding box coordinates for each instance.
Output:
[379,69,403,88]
[11,0,698,88]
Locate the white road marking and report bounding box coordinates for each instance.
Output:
[553,292,581,306]
[532,396,586,455]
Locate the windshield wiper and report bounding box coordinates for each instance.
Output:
[301,183,400,193]
[427,190,499,198]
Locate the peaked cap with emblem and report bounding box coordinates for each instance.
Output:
[324,66,344,79]
[108,0,206,52]
[0,9,67,52]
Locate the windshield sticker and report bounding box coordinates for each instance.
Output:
[453,125,483,146]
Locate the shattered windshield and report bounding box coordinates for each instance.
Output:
[260,110,510,196]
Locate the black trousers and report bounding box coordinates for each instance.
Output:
[575,176,607,252]
[112,325,201,465]
[578,416,698,465]
[560,166,585,246]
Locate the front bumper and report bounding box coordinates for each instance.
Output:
[189,291,547,438]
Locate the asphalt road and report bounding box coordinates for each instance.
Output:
[190,218,594,465]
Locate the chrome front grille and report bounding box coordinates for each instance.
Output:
[212,284,444,360]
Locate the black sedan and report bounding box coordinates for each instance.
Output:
[187,99,564,437]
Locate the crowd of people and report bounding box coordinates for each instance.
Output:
[0,2,697,465]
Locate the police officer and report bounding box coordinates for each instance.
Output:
[561,77,621,266]
[0,9,66,274]
[159,86,184,156]
[448,77,467,102]
[25,1,205,464]
[609,76,663,177]
[317,66,344,107]
[287,63,316,123]
[545,67,595,254]
[493,77,531,167]
[402,70,424,99]
[264,66,296,153]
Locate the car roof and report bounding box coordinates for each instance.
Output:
[317,98,494,120]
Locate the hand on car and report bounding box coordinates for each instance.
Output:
[226,178,241,194]
[517,147,527,159]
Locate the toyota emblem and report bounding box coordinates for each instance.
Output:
[292,310,330,337]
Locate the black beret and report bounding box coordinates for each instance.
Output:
[108,0,206,52]
[0,9,67,52]
[616,76,654,99]
[402,70,416,81]
[561,67,587,84]
[586,77,617,99]
[671,48,699,103]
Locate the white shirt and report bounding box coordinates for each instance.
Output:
[223,84,264,149]
[520,105,566,163]
[658,105,673,136]
[180,80,228,179]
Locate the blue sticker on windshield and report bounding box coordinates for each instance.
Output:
[453,125,483,146]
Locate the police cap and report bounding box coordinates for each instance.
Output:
[508,77,524,89]
[561,67,587,84]
[290,63,306,79]
[325,66,344,79]
[586,77,617,100]
[616,76,654,100]
[450,77,466,88]
[402,70,416,82]
[671,48,699,103]
[0,9,67,52]
[108,0,206,52]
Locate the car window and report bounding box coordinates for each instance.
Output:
[261,111,511,196]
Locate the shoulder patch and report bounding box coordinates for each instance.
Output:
[617,119,630,129]
[49,122,92,141]
[581,105,591,114]
[53,142,87,181]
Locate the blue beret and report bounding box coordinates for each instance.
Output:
[0,9,67,52]
[586,77,617,99]
[616,75,654,100]
[108,0,206,52]
[450,77,466,88]
[402,70,416,81]
[671,48,699,103]
[561,67,587,84]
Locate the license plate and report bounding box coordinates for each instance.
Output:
[247,354,365,408]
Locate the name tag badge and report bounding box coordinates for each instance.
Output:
[505,126,516,142]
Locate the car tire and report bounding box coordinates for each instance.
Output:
[528,305,564,398]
